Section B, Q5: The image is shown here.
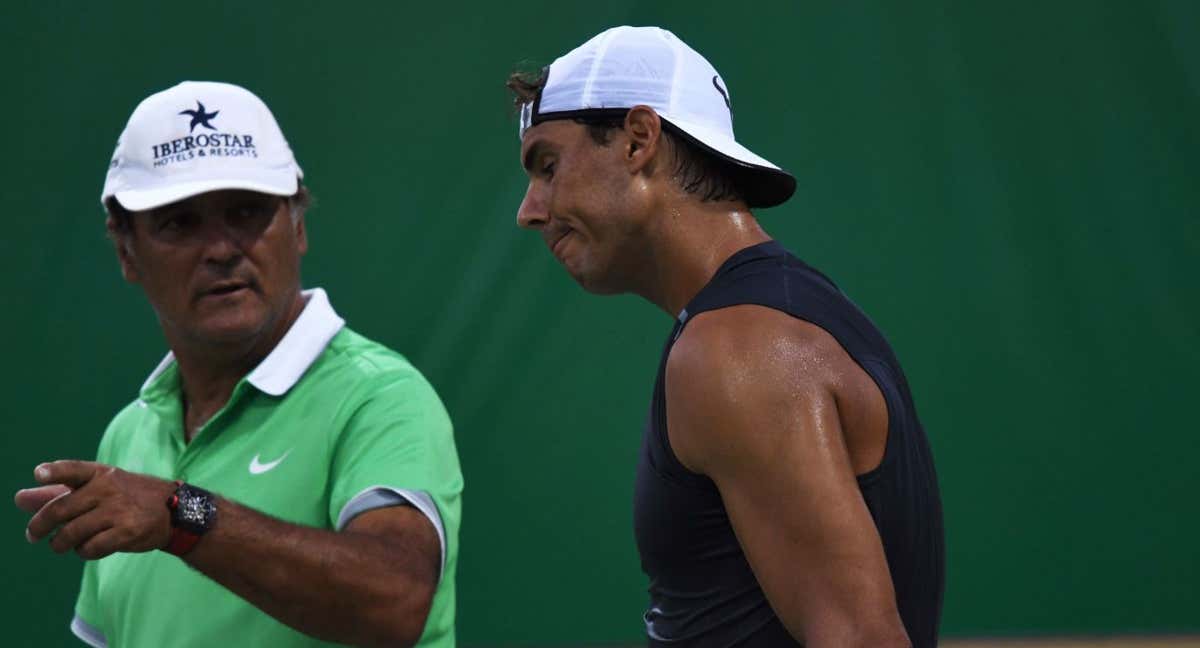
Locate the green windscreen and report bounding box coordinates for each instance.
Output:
[1,2,1196,645]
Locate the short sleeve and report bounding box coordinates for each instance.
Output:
[327,367,462,578]
[72,562,107,647]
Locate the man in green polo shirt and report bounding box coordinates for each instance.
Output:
[13,81,462,648]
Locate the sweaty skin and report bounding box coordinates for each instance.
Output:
[517,107,911,647]
[667,306,906,647]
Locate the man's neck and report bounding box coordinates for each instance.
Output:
[168,293,306,441]
[635,199,771,317]
[174,349,256,441]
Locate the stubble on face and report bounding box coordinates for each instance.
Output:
[120,190,306,357]
[522,122,652,295]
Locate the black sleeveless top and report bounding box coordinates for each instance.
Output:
[633,241,944,647]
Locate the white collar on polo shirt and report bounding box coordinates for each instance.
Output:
[140,287,347,397]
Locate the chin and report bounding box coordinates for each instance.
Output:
[578,280,625,295]
[572,269,625,296]
[191,315,270,346]
[567,248,638,295]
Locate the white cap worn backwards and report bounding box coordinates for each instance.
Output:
[101,81,303,211]
[519,26,796,208]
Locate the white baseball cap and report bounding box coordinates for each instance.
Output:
[101,81,303,212]
[519,26,796,208]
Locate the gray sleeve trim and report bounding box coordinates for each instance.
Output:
[336,485,447,581]
[70,615,107,648]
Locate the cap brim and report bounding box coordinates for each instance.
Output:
[108,176,298,212]
[661,116,796,208]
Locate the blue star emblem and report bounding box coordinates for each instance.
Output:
[179,101,219,133]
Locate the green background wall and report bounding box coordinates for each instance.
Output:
[2,1,1197,645]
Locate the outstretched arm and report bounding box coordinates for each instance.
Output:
[18,461,439,648]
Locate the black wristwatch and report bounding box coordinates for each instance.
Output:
[165,481,216,556]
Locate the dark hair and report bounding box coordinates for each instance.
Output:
[506,69,745,204]
[105,183,312,240]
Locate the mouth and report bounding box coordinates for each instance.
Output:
[198,279,254,300]
[548,228,575,260]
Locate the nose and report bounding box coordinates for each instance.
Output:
[516,181,548,230]
[200,214,243,266]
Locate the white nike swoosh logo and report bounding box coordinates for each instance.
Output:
[249,450,292,475]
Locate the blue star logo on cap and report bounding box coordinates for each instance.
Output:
[179,101,219,133]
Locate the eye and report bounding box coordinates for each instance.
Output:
[233,200,276,223]
[237,199,272,218]
[541,160,556,179]
[156,211,194,233]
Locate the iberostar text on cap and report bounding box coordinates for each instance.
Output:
[102,80,303,212]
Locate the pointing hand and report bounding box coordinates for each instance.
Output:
[21,461,177,560]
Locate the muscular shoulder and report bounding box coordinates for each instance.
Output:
[668,305,849,397]
[665,305,860,473]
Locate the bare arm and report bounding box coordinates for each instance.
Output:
[665,305,909,648]
[18,462,439,648]
[186,495,438,647]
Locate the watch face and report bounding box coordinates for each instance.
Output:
[174,486,216,534]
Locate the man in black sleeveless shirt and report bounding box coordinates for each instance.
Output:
[507,26,943,647]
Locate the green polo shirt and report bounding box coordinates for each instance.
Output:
[71,289,462,648]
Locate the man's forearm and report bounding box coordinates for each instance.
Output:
[184,497,437,648]
[20,462,441,646]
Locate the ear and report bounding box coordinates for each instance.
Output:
[623,106,663,175]
[106,215,141,284]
